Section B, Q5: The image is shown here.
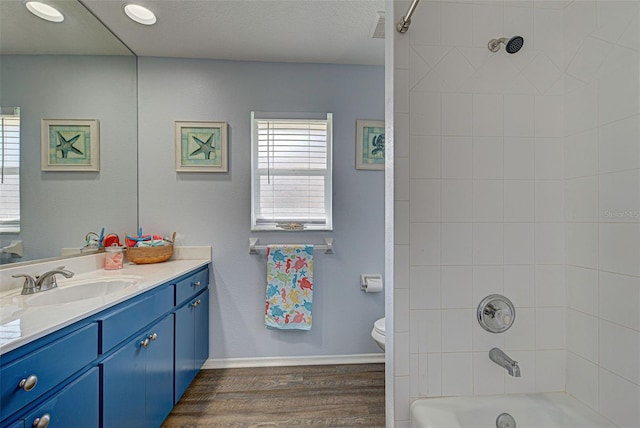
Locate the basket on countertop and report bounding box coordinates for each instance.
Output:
[125,232,175,264]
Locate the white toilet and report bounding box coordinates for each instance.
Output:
[371,317,386,351]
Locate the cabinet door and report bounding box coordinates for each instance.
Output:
[101,333,146,428]
[174,301,195,403]
[194,289,210,372]
[23,368,99,428]
[145,315,174,428]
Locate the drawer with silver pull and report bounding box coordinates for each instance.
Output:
[174,268,208,306]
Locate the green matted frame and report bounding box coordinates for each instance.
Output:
[175,120,228,172]
[41,119,100,171]
[356,119,385,171]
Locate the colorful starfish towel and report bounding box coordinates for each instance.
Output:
[264,244,313,330]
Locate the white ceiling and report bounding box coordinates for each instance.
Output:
[1,0,385,65]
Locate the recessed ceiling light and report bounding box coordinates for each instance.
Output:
[25,1,64,23]
[124,4,156,25]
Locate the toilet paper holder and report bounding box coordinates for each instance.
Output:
[361,274,383,292]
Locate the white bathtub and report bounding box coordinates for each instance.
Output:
[410,392,616,428]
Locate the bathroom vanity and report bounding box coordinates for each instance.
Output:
[0,259,210,428]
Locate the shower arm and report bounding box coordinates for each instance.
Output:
[396,0,420,33]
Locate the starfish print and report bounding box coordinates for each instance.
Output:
[56,132,83,158]
[190,134,216,160]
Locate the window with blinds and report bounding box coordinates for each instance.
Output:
[0,109,20,233]
[251,112,332,231]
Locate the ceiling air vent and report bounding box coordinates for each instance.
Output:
[370,11,385,39]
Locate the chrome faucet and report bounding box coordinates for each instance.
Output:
[489,348,520,377]
[12,266,74,295]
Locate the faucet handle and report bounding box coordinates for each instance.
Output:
[12,274,37,295]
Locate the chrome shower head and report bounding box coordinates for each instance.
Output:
[488,36,524,54]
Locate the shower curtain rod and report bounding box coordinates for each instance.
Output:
[396,0,420,33]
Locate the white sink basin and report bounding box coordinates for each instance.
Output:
[25,276,142,306]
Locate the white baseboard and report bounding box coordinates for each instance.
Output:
[202,353,385,369]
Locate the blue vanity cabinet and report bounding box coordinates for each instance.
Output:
[102,314,174,428]
[22,367,99,428]
[174,288,209,403]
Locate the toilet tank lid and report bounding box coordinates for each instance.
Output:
[374,317,385,334]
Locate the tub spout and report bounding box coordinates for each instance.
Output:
[489,348,520,377]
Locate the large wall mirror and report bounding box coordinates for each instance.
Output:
[0,0,138,265]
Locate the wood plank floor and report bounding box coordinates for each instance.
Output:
[162,363,385,428]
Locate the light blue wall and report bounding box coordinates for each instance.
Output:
[0,55,138,262]
[137,57,385,358]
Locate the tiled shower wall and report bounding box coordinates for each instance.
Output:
[393,1,567,424]
[563,1,640,427]
[392,0,640,426]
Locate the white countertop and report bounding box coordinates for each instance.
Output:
[0,257,210,355]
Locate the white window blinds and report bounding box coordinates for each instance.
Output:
[0,110,20,233]
[251,112,332,231]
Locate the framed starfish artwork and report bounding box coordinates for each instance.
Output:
[41,119,100,171]
[175,121,228,172]
[356,119,384,171]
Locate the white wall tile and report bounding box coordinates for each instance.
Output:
[473,265,504,304]
[394,375,411,422]
[394,244,410,289]
[410,309,442,354]
[411,91,441,136]
[441,180,473,222]
[441,2,473,47]
[599,320,640,385]
[473,137,504,179]
[534,223,565,265]
[442,353,474,396]
[535,265,565,307]
[565,266,598,316]
[566,352,599,410]
[535,138,564,179]
[473,351,505,395]
[599,271,640,331]
[395,158,410,201]
[410,135,441,179]
[565,176,598,222]
[599,369,640,428]
[396,288,410,333]
[567,309,598,363]
[426,353,443,397]
[410,266,441,310]
[395,113,410,158]
[536,350,566,392]
[565,130,598,179]
[534,96,564,137]
[442,309,473,352]
[565,223,598,269]
[504,265,535,308]
[473,321,505,351]
[395,69,410,114]
[598,61,640,126]
[441,137,473,179]
[535,180,565,221]
[473,94,503,137]
[441,223,473,265]
[504,137,534,179]
[395,332,411,376]
[395,201,410,245]
[473,180,504,222]
[442,93,473,136]
[599,115,640,174]
[535,307,566,349]
[505,307,535,350]
[409,1,441,46]
[504,351,535,393]
[504,180,534,222]
[565,80,597,135]
[410,223,441,266]
[504,223,535,265]
[442,266,474,309]
[410,179,441,222]
[473,223,504,265]
[599,170,640,223]
[599,223,640,276]
[504,94,535,137]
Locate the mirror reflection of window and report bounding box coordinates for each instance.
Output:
[0,107,20,233]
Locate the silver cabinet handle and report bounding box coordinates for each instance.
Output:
[194,280,201,287]
[148,333,157,342]
[32,413,50,428]
[19,375,38,391]
[140,338,150,348]
[191,299,201,308]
